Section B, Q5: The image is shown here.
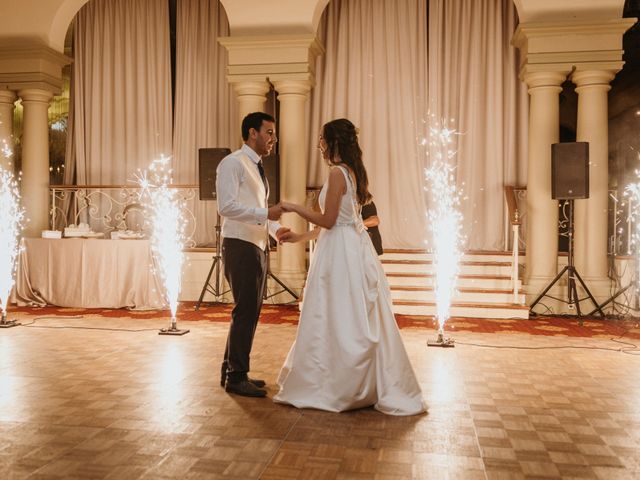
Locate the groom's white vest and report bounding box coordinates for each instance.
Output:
[216,146,269,251]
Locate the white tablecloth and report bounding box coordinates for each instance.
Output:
[14,238,166,309]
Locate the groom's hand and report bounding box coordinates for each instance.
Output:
[268,203,283,220]
[280,202,297,213]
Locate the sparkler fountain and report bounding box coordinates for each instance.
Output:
[0,163,24,328]
[423,122,464,347]
[593,173,640,314]
[137,156,189,335]
[626,179,640,310]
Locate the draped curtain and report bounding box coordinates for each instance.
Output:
[73,0,172,185]
[427,0,528,250]
[308,0,429,248]
[67,0,526,250]
[173,0,237,245]
[309,0,527,250]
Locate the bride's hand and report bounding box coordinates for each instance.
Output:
[278,230,301,243]
[280,202,298,213]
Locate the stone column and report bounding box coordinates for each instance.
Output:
[0,90,17,171]
[18,88,53,237]
[232,80,270,140]
[572,69,616,285]
[523,71,568,290]
[271,79,311,284]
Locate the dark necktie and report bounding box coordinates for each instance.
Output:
[257,160,269,200]
[257,160,266,181]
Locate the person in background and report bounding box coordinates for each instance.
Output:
[361,201,383,255]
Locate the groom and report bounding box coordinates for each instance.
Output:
[215,112,288,397]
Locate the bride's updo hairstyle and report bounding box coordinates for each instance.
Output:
[322,118,372,206]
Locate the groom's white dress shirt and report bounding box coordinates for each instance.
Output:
[216,144,280,251]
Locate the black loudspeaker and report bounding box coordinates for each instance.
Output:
[551,142,589,200]
[198,148,231,200]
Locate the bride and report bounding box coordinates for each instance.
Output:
[273,118,425,416]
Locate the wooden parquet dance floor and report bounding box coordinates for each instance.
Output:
[1,308,640,479]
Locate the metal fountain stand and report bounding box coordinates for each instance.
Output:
[0,309,20,328]
[427,324,455,348]
[159,313,189,336]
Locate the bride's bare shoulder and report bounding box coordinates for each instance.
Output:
[328,166,346,181]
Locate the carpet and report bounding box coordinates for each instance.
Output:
[8,302,640,340]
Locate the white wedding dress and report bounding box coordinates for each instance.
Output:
[274,166,425,416]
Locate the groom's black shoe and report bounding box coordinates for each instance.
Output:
[220,375,266,389]
[225,380,267,398]
[220,364,266,389]
[248,378,266,388]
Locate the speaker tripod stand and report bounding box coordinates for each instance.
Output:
[530,199,604,322]
[588,271,640,316]
[195,215,300,309]
[263,245,299,302]
[195,212,229,310]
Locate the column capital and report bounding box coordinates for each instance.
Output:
[220,34,323,88]
[0,41,71,94]
[271,79,312,96]
[513,18,635,71]
[571,69,617,89]
[0,89,17,104]
[18,88,55,104]
[230,80,270,98]
[522,70,568,90]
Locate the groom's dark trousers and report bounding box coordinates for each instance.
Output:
[221,237,267,384]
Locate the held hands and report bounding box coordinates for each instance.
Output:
[271,202,306,243]
[280,201,299,213]
[267,204,283,221]
[268,201,301,221]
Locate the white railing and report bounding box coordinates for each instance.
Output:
[504,186,523,304]
[49,184,323,251]
[512,219,520,303]
[49,184,200,248]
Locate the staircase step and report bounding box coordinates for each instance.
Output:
[393,301,530,319]
[382,250,517,263]
[379,249,527,319]
[382,261,513,275]
[390,286,525,304]
[385,272,520,289]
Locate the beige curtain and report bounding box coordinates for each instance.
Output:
[310,0,527,250]
[427,0,527,250]
[173,0,237,246]
[73,0,173,185]
[309,0,429,248]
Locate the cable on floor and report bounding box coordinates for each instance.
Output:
[20,315,159,332]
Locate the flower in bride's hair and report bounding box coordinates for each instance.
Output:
[355,127,360,135]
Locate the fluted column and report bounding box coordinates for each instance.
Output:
[18,88,53,237]
[272,79,311,282]
[231,80,270,140]
[572,69,616,283]
[523,71,568,288]
[0,90,17,171]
